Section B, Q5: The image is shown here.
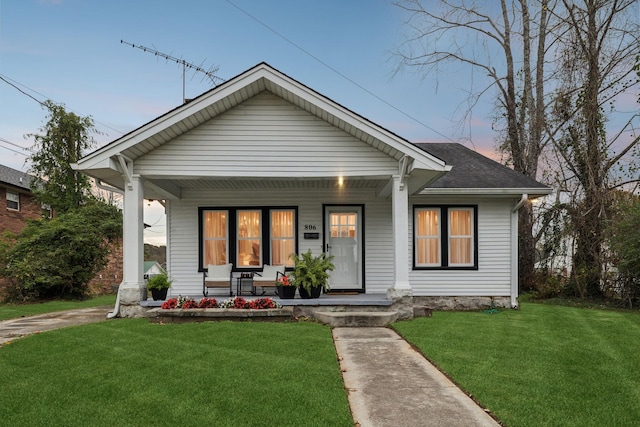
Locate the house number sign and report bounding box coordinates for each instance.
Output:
[303,225,319,239]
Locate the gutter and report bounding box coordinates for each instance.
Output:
[96,179,124,195]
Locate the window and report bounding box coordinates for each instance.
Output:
[199,207,297,270]
[413,206,477,269]
[237,210,261,267]
[6,192,19,211]
[271,210,295,266]
[415,208,440,266]
[203,210,228,266]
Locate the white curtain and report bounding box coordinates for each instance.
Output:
[203,211,227,265]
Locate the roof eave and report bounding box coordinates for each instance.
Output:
[418,187,553,198]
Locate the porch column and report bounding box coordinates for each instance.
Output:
[119,174,146,317]
[388,174,412,298]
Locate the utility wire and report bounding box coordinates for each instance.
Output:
[0,142,28,157]
[0,137,32,153]
[0,73,125,137]
[0,74,47,107]
[225,0,454,142]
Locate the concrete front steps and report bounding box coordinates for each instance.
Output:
[314,311,398,327]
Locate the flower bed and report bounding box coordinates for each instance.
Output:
[161,296,282,310]
[150,296,292,324]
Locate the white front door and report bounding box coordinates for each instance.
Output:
[324,206,363,292]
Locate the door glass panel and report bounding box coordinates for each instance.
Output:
[328,210,359,289]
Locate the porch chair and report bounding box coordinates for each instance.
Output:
[203,263,233,297]
[253,264,286,295]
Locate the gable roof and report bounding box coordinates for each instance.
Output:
[0,164,34,192]
[74,62,450,198]
[415,143,551,197]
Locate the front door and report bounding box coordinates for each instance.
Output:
[324,205,363,292]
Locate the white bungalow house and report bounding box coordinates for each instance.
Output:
[74,63,550,317]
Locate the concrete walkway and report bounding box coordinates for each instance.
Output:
[1,309,500,426]
[0,306,111,345]
[333,327,500,427]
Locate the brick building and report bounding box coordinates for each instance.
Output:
[0,163,121,296]
[0,164,48,234]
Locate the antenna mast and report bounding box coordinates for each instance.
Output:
[121,40,224,103]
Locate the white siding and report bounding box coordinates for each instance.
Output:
[135,92,398,178]
[409,197,513,296]
[166,190,514,298]
[166,187,394,296]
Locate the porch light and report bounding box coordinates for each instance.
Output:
[338,176,344,187]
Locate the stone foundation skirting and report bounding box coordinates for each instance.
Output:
[412,296,510,312]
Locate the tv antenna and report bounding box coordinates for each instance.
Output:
[121,40,224,103]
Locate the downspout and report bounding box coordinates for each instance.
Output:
[510,194,529,309]
[512,193,529,213]
[95,180,125,319]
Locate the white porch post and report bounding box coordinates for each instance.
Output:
[119,174,146,317]
[388,174,413,299]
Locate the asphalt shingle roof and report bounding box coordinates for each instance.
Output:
[415,143,549,190]
[0,164,34,191]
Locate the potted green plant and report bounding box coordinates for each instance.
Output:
[290,250,335,299]
[147,273,172,301]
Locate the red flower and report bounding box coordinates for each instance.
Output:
[249,298,276,309]
[182,300,198,309]
[233,297,247,309]
[161,298,178,309]
[198,297,219,308]
[277,275,293,286]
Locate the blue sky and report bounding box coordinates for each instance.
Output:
[0,0,499,176]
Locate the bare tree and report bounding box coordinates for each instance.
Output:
[548,0,640,297]
[395,0,556,292]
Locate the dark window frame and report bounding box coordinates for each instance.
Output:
[198,206,298,272]
[412,205,478,270]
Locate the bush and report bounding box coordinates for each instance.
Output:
[0,201,122,302]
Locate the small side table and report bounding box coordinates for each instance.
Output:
[236,274,255,295]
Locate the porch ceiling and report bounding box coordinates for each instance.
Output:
[143,176,389,199]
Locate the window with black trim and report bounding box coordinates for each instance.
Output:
[199,207,297,271]
[413,205,477,269]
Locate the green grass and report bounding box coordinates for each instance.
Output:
[0,320,352,427]
[0,294,116,321]
[393,303,640,427]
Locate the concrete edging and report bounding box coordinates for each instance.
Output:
[147,307,294,323]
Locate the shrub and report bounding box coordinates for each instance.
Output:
[0,201,122,302]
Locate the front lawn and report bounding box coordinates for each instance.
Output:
[0,294,116,321]
[0,320,352,427]
[394,303,640,427]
